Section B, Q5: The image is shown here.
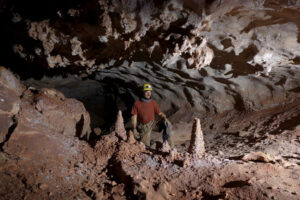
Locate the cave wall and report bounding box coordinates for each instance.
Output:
[1,1,300,199]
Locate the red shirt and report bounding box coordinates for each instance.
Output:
[131,100,161,124]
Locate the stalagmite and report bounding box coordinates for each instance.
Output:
[161,140,171,153]
[188,118,205,158]
[115,110,127,140]
[127,130,136,144]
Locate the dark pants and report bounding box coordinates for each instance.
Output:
[135,120,174,148]
[160,120,174,148]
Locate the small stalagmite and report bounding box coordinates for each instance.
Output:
[188,118,205,157]
[127,130,136,144]
[115,110,127,140]
[161,140,171,153]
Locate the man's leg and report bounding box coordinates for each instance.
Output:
[139,121,154,147]
[162,120,174,148]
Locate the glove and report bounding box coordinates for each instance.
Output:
[159,112,167,120]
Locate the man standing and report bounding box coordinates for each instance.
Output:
[131,83,171,147]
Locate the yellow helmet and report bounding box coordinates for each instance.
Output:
[143,83,152,91]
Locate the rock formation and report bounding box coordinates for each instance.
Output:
[242,151,275,163]
[0,67,24,144]
[0,67,97,199]
[115,110,127,141]
[161,140,171,153]
[33,88,91,139]
[2,0,300,115]
[127,130,136,144]
[188,118,205,158]
[0,68,91,142]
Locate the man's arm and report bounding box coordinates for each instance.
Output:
[131,115,139,138]
[131,115,137,130]
[131,101,138,130]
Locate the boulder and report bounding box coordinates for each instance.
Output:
[0,67,24,143]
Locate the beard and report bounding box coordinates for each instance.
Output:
[145,95,151,99]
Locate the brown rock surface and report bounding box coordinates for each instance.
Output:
[113,141,300,200]
[0,67,98,199]
[242,151,275,163]
[0,67,24,143]
[33,88,91,138]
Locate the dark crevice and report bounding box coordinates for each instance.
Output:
[293,56,300,65]
[289,86,300,93]
[242,8,300,33]
[75,114,84,138]
[228,155,244,160]
[183,87,195,107]
[232,93,246,111]
[221,38,233,49]
[209,44,264,78]
[6,0,86,21]
[82,188,96,200]
[202,191,226,200]
[222,180,250,188]
[282,155,300,160]
[0,116,17,151]
[270,113,300,135]
[275,76,287,86]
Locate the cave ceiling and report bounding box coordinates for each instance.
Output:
[1,0,300,114]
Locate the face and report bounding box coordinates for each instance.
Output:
[144,91,152,99]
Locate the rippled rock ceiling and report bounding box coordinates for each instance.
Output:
[2,0,300,115]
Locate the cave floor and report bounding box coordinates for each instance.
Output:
[151,98,300,166]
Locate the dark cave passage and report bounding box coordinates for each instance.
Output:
[21,70,138,134]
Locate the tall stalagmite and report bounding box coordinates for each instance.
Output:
[115,110,127,140]
[188,118,205,157]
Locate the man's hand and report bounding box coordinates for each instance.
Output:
[159,112,172,126]
[158,112,166,120]
[133,128,139,139]
[131,115,139,139]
